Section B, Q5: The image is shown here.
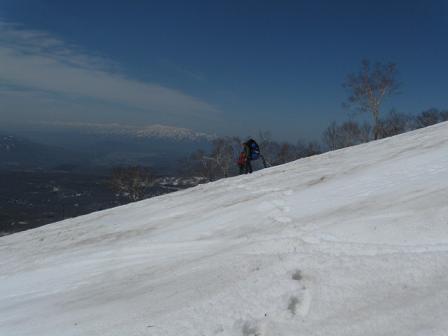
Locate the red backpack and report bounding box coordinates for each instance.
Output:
[237,151,246,165]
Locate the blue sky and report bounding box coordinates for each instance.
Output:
[0,0,447,141]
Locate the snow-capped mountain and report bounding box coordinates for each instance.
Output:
[1,122,448,335]
[34,121,216,142]
[3,123,214,171]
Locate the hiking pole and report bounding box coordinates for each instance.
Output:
[260,154,269,168]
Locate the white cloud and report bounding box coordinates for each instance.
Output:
[0,20,219,123]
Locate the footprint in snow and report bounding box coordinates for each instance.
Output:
[257,199,292,223]
[287,270,312,317]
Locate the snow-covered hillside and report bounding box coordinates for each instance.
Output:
[1,123,448,336]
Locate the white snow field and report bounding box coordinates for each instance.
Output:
[1,123,448,336]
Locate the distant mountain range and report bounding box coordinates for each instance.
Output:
[33,122,216,142]
[1,123,214,173]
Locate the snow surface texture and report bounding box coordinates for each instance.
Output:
[1,123,448,336]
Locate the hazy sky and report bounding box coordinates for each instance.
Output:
[0,0,447,141]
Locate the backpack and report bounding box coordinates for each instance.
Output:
[237,151,246,165]
[246,139,260,160]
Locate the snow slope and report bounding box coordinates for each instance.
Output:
[1,123,448,336]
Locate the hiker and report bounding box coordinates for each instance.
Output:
[239,138,268,174]
[243,139,259,174]
[243,141,253,173]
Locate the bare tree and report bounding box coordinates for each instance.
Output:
[322,121,339,150]
[322,120,371,150]
[358,122,372,143]
[208,137,240,177]
[339,121,364,147]
[182,137,242,181]
[275,142,298,165]
[296,140,321,157]
[110,166,154,202]
[414,108,448,128]
[441,110,448,122]
[343,59,400,140]
[188,149,218,181]
[258,130,279,166]
[377,110,412,138]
